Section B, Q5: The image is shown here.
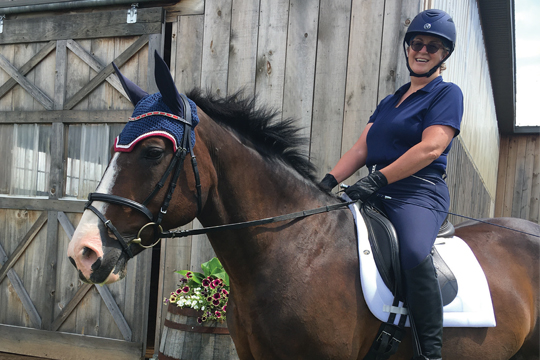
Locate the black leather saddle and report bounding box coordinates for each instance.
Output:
[359,202,458,306]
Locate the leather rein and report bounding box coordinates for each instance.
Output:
[84,94,202,258]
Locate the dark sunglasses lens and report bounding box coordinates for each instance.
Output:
[411,41,441,54]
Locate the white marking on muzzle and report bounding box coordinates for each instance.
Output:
[68,153,121,280]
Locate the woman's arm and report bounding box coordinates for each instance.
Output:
[379,124,456,184]
[329,123,372,183]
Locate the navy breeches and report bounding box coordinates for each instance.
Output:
[376,170,450,270]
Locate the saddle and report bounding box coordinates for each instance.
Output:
[358,202,458,305]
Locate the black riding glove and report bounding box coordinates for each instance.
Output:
[345,170,388,202]
[319,173,338,192]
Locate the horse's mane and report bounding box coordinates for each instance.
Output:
[186,89,317,182]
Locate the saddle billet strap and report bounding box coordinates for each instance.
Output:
[363,297,408,360]
[85,204,134,258]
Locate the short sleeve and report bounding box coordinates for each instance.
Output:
[423,83,463,137]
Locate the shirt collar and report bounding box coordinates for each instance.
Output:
[394,76,443,96]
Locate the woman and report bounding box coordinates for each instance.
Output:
[320,9,463,360]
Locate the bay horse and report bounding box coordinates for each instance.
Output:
[67,53,539,359]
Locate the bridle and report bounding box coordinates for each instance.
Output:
[84,94,202,258]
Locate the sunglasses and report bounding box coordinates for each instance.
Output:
[410,40,444,54]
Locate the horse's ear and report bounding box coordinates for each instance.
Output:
[154,50,184,117]
[112,62,148,106]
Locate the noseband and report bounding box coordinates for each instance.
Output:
[84,94,202,258]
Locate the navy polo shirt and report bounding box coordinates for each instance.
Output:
[366,76,463,174]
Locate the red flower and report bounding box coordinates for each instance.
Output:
[213,293,221,300]
[212,299,220,306]
[197,317,203,324]
[186,271,193,279]
[222,305,227,312]
[182,286,190,293]
[202,279,211,287]
[215,311,222,318]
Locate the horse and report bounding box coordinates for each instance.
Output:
[67,53,539,360]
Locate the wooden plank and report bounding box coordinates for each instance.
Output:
[64,35,150,110]
[520,136,535,220]
[57,211,75,238]
[95,285,132,342]
[0,324,142,360]
[0,196,86,212]
[0,211,47,285]
[53,212,81,332]
[341,0,384,177]
[147,33,165,94]
[502,137,518,217]
[531,135,540,224]
[0,53,54,110]
[172,15,204,92]
[49,123,65,199]
[495,135,509,217]
[254,0,289,112]
[309,0,352,178]
[281,0,318,145]
[54,40,68,110]
[200,0,233,96]
[165,0,205,21]
[0,41,56,101]
[0,110,131,124]
[511,136,527,218]
[0,8,164,44]
[227,0,259,96]
[66,39,129,101]
[0,242,42,329]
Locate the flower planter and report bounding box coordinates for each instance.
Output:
[158,303,239,360]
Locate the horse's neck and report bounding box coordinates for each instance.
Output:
[199,119,322,228]
[197,117,335,280]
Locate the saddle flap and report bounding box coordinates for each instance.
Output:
[359,203,458,306]
[359,203,403,300]
[432,245,458,306]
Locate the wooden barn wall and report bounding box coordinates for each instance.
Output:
[495,134,540,225]
[0,7,165,359]
[153,0,498,355]
[430,0,499,202]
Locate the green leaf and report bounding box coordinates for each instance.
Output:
[174,270,204,285]
[201,257,223,277]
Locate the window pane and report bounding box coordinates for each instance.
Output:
[9,124,51,197]
[66,124,120,199]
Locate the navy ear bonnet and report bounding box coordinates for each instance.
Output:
[114,93,199,152]
[113,51,199,153]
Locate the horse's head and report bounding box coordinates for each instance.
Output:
[67,52,205,284]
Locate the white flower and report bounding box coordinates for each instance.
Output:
[201,306,205,311]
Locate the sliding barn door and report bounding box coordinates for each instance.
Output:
[0,7,164,359]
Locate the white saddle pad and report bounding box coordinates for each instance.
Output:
[346,199,496,328]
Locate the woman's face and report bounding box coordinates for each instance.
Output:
[407,34,448,75]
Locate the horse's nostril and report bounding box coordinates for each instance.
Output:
[82,246,91,257]
[69,256,76,268]
[91,257,102,271]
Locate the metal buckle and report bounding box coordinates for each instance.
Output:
[130,222,163,248]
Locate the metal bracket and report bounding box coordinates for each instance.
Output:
[0,15,5,34]
[127,3,138,24]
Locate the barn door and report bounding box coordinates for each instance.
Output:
[0,7,164,359]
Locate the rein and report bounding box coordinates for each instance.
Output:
[160,200,357,239]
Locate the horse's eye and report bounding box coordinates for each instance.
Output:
[145,148,164,160]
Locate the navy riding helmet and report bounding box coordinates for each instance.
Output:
[404,9,457,78]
